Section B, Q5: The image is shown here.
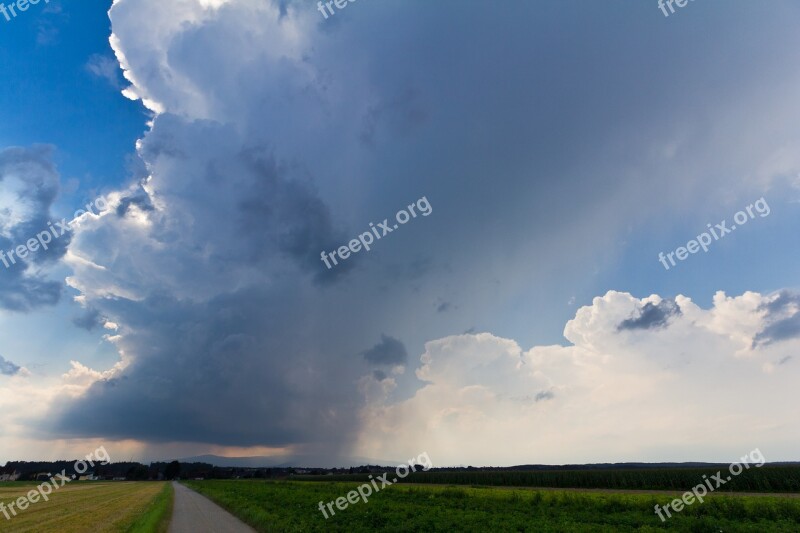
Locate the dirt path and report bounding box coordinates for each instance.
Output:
[169,482,256,533]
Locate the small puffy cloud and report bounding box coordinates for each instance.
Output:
[62,361,106,387]
[85,54,124,89]
[618,299,681,331]
[534,390,554,402]
[0,355,21,376]
[362,335,408,366]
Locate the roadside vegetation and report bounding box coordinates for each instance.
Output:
[123,481,174,533]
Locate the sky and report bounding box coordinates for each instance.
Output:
[1,0,799,467]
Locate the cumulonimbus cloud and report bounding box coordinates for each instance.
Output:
[33,0,800,463]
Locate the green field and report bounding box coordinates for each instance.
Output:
[0,481,172,533]
[183,479,800,532]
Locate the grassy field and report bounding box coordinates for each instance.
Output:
[0,481,172,533]
[183,479,800,532]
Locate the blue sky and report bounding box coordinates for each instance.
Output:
[0,0,146,198]
[1,0,800,466]
[0,0,145,391]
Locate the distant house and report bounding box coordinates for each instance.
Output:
[34,473,52,482]
[79,473,100,481]
[113,477,127,481]
[0,468,20,481]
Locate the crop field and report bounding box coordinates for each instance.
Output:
[183,479,800,532]
[294,465,800,493]
[0,481,172,533]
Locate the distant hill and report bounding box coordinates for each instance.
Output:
[175,454,397,469]
[502,461,800,470]
[173,456,800,470]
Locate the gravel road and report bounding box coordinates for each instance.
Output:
[169,481,256,533]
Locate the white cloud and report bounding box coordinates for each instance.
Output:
[357,291,800,465]
[0,359,119,461]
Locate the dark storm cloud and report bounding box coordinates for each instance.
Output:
[134,114,355,286]
[361,335,408,366]
[50,287,363,448]
[754,291,800,347]
[0,145,68,311]
[46,107,400,453]
[0,355,21,376]
[237,149,356,285]
[618,300,681,331]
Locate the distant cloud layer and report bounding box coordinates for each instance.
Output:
[0,146,69,311]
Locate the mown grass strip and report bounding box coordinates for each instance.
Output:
[0,482,167,533]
